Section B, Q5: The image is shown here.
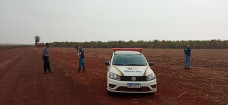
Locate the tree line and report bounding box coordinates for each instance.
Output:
[50,40,228,49]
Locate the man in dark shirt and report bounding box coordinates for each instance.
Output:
[75,46,85,72]
[42,43,52,73]
[184,44,191,69]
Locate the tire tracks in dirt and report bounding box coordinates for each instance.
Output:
[49,47,217,105]
[0,47,97,105]
[0,47,221,105]
[0,48,26,77]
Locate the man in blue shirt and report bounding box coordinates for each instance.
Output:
[75,46,85,72]
[184,44,191,69]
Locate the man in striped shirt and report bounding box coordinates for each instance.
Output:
[42,43,53,73]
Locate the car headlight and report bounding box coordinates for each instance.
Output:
[109,72,121,81]
[147,74,156,81]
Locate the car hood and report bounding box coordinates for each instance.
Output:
[112,65,148,76]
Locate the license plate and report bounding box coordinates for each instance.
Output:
[127,83,141,88]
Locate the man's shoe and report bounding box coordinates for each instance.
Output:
[77,67,81,73]
[49,71,53,73]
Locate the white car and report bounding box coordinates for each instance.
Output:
[105,48,157,94]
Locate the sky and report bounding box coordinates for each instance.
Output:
[0,0,228,44]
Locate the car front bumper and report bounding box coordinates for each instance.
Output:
[107,78,157,93]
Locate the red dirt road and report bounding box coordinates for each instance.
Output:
[0,47,227,105]
[0,47,97,105]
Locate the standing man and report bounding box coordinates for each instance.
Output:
[42,43,52,73]
[75,46,85,72]
[184,44,191,69]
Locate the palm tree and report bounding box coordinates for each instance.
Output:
[34,36,40,45]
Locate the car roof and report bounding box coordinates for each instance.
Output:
[114,51,142,54]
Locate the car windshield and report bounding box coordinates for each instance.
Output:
[112,54,147,66]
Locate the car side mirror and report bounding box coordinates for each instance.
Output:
[105,61,110,66]
[149,62,154,66]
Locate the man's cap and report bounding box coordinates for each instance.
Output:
[45,43,50,46]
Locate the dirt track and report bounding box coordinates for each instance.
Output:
[0,47,227,105]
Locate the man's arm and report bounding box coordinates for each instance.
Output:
[78,49,82,57]
[42,48,46,60]
[184,47,187,54]
[78,52,81,57]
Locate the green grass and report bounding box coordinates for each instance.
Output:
[51,40,228,49]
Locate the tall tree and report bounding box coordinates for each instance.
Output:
[34,36,40,45]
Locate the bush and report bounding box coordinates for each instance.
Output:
[50,40,228,49]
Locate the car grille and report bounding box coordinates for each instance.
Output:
[120,76,147,81]
[116,87,151,92]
